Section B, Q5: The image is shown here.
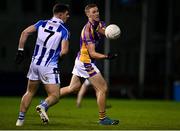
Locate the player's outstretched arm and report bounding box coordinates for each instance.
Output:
[15,25,36,64]
[18,25,36,49]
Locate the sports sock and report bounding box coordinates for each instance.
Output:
[40,100,49,111]
[18,112,25,120]
[99,111,106,120]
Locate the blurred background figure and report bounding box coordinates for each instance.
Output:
[76,79,112,109]
[76,79,91,108]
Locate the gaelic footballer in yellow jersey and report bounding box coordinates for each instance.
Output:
[60,4,119,125]
[78,21,106,63]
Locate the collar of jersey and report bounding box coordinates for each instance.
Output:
[51,17,64,24]
[88,20,99,28]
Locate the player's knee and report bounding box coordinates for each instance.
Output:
[54,95,60,103]
[101,87,108,94]
[69,86,80,93]
[101,81,108,93]
[25,90,36,97]
[52,92,60,101]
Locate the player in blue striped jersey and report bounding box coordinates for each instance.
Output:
[15,3,70,126]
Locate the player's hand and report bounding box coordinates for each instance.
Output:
[106,52,118,60]
[15,50,24,64]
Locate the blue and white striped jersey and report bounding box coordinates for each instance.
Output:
[32,17,69,67]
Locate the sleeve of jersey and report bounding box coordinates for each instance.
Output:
[83,27,95,45]
[34,20,43,30]
[61,29,70,41]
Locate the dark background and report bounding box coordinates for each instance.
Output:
[0,0,179,100]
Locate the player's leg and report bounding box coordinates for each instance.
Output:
[36,66,61,124]
[89,73,119,125]
[89,73,107,115]
[36,84,60,124]
[44,84,60,107]
[76,80,89,107]
[60,75,83,97]
[16,80,39,126]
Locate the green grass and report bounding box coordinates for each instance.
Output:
[0,96,180,130]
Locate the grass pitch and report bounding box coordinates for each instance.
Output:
[0,96,180,130]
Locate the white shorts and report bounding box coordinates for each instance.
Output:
[72,58,100,78]
[27,62,60,84]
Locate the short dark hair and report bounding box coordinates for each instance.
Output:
[84,4,97,14]
[53,3,69,14]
